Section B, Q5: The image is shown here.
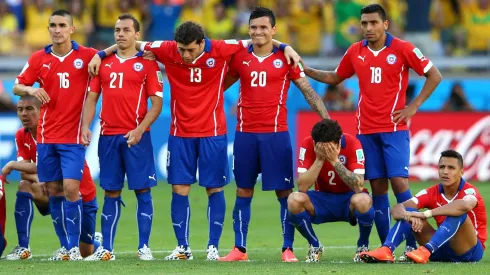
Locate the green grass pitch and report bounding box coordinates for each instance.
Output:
[0,181,489,274]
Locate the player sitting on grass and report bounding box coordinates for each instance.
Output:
[288,119,374,262]
[1,96,101,260]
[361,149,487,264]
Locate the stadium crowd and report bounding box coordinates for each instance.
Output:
[0,0,489,57]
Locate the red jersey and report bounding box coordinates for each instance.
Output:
[335,33,432,134]
[228,45,305,133]
[142,39,247,137]
[297,134,366,194]
[15,41,97,144]
[14,127,96,202]
[89,53,163,135]
[412,180,487,249]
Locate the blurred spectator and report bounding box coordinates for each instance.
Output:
[147,0,182,41]
[291,0,323,55]
[0,1,18,55]
[461,0,490,55]
[207,2,233,40]
[319,0,335,56]
[179,0,205,26]
[272,0,292,46]
[323,83,354,111]
[442,82,474,111]
[333,0,363,54]
[430,0,460,56]
[232,0,254,39]
[67,0,93,46]
[0,80,16,112]
[94,0,121,48]
[24,0,53,52]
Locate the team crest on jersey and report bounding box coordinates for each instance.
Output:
[273,59,283,68]
[133,62,143,72]
[339,155,346,164]
[386,54,397,65]
[73,59,84,69]
[206,58,216,68]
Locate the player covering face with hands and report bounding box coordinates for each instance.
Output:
[288,119,374,262]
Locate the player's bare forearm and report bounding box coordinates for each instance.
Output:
[293,78,329,119]
[102,44,118,56]
[10,161,37,174]
[392,200,418,220]
[20,172,39,183]
[82,92,99,130]
[136,95,162,132]
[13,84,36,96]
[303,66,343,85]
[431,198,477,217]
[411,66,442,108]
[224,74,239,91]
[297,159,324,192]
[330,160,363,193]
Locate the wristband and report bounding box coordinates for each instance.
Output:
[279,43,289,51]
[97,51,107,59]
[423,210,433,219]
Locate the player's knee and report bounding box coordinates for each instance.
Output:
[47,182,63,197]
[237,187,254,198]
[351,193,372,212]
[134,188,151,195]
[105,190,122,198]
[275,189,292,199]
[288,192,307,209]
[172,184,191,196]
[18,180,33,194]
[63,180,80,198]
[206,187,223,196]
[390,177,409,194]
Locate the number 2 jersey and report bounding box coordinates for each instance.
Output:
[297,133,366,194]
[15,127,97,202]
[411,179,487,249]
[15,41,97,144]
[335,33,433,134]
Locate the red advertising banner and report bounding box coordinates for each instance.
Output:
[296,112,490,182]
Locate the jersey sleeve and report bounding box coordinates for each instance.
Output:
[145,61,164,98]
[297,138,315,173]
[462,187,479,205]
[410,188,432,209]
[15,54,40,86]
[215,40,248,58]
[289,62,306,80]
[345,138,365,175]
[141,41,176,62]
[15,131,28,162]
[335,46,355,79]
[401,42,433,76]
[88,75,101,93]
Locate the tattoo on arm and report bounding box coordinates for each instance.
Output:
[333,162,363,192]
[294,78,330,119]
[304,66,341,85]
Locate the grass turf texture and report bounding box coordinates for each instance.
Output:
[0,181,488,274]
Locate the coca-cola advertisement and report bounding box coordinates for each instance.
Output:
[296,111,490,182]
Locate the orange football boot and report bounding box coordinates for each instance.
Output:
[282,248,298,262]
[360,246,394,263]
[218,247,249,261]
[405,246,431,264]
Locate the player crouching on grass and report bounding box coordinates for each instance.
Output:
[288,119,375,262]
[361,149,487,264]
[1,96,101,260]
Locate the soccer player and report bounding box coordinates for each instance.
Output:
[301,4,442,259]
[12,9,99,260]
[88,21,299,260]
[288,119,374,262]
[1,95,100,260]
[218,7,329,263]
[361,150,487,264]
[81,14,163,261]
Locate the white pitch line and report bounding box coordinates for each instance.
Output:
[33,245,362,258]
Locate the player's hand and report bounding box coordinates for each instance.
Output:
[1,161,15,176]
[314,142,328,161]
[81,127,92,146]
[408,216,424,233]
[142,51,156,61]
[391,203,407,220]
[324,142,341,164]
[284,46,301,68]
[30,88,50,105]
[88,54,102,77]
[392,104,418,124]
[125,128,144,148]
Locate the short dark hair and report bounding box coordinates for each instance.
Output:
[311,119,343,144]
[50,9,73,25]
[118,13,140,32]
[360,4,387,21]
[249,6,276,27]
[19,95,41,108]
[174,21,205,45]
[440,149,464,168]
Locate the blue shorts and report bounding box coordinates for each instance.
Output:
[307,190,356,225]
[37,144,85,182]
[430,239,484,262]
[167,135,230,188]
[233,131,294,191]
[98,132,157,191]
[80,198,98,245]
[356,130,410,180]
